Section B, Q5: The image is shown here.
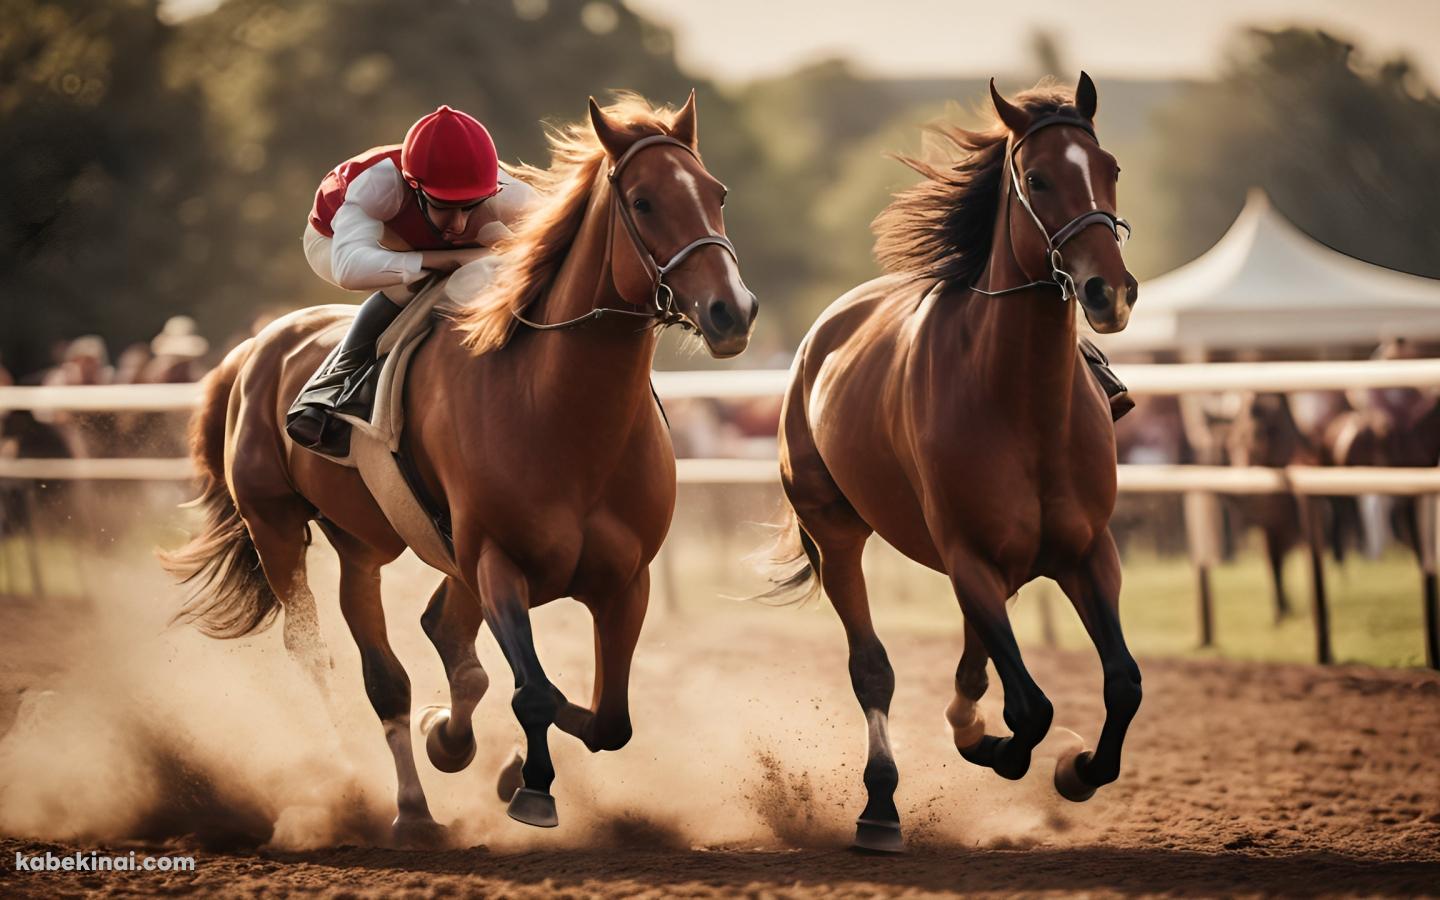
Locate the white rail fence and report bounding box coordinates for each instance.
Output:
[4,359,1440,667]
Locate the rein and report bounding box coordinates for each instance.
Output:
[511,134,739,333]
[970,114,1131,301]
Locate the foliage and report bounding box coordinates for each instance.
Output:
[1152,28,1440,277]
[2,10,1437,376]
[0,0,210,373]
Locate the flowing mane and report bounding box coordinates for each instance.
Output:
[872,82,1080,288]
[457,93,686,354]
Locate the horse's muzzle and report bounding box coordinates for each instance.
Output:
[699,291,757,358]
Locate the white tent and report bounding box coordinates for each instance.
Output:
[1096,188,1440,355]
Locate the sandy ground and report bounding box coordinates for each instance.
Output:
[1,541,1438,898]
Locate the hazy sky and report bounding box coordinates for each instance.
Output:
[624,0,1440,83]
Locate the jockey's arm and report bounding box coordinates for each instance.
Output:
[329,162,426,291]
[418,247,492,272]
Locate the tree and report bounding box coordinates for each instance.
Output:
[0,0,212,374]
[1153,28,1440,278]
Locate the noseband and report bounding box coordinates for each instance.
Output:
[971,114,1131,302]
[513,134,739,332]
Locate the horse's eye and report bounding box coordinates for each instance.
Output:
[1025,172,1047,191]
[1114,167,1122,181]
[633,197,652,214]
[720,190,728,208]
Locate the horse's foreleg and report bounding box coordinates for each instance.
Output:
[950,559,1053,782]
[418,578,488,773]
[476,545,560,828]
[555,571,649,753]
[1053,530,1142,802]
[1264,519,1292,623]
[945,620,990,751]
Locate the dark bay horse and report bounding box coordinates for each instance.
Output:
[162,93,755,844]
[770,75,1138,852]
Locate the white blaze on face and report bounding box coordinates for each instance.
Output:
[671,163,752,326]
[1063,139,1099,211]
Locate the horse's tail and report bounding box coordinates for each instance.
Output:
[157,341,280,638]
[750,500,822,605]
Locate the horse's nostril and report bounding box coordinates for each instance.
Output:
[708,299,735,332]
[747,293,760,325]
[1083,276,1111,309]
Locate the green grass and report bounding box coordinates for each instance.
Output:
[6,516,1432,668]
[657,528,1434,669]
[1007,547,1431,668]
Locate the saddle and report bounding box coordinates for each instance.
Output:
[289,279,462,579]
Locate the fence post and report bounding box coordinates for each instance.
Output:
[1183,490,1220,648]
[1300,496,1332,665]
[20,483,48,601]
[1418,494,1440,670]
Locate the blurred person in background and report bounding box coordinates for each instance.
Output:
[142,315,210,384]
[286,105,538,455]
[112,343,152,386]
[42,336,112,391]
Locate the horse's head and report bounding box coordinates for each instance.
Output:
[589,92,757,358]
[990,73,1135,333]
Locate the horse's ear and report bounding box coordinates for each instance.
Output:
[589,97,631,159]
[989,79,1031,134]
[1076,71,1098,121]
[670,88,698,149]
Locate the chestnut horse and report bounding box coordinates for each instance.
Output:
[161,93,755,843]
[770,75,1138,852]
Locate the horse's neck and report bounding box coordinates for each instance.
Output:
[510,175,658,427]
[967,212,1080,420]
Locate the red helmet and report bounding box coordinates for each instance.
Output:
[401,105,500,202]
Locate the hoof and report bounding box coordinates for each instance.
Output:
[422,709,476,774]
[496,749,524,803]
[852,817,904,854]
[1054,747,1098,803]
[506,787,559,828]
[946,697,986,752]
[391,816,451,849]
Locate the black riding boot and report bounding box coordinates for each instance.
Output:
[286,291,404,455]
[1079,337,1134,421]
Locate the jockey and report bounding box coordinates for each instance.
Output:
[287,105,537,454]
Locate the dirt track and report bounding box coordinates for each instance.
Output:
[1,549,1438,897]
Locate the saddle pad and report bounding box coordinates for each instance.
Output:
[295,277,463,578]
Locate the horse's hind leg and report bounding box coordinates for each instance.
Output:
[794,500,899,852]
[1264,519,1293,622]
[782,411,898,852]
[818,531,905,854]
[1052,530,1142,802]
[418,578,489,773]
[239,496,334,695]
[320,523,445,846]
[948,555,1054,782]
[476,544,561,828]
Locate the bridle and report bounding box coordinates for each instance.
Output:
[970,114,1131,302]
[512,134,739,332]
